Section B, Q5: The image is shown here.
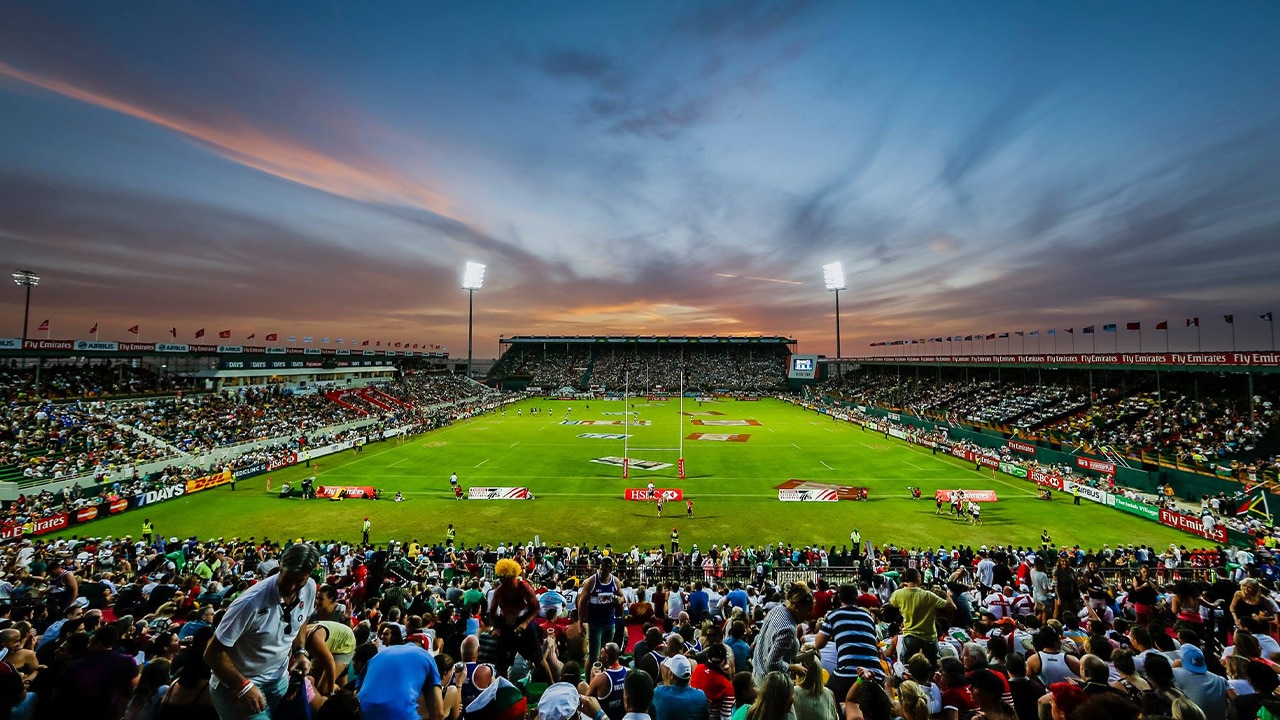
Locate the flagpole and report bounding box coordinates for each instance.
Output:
[623,370,629,478]
[1138,328,1143,352]
[1271,316,1276,352]
[1197,323,1201,352]
[1231,321,1236,351]
[1165,327,1169,353]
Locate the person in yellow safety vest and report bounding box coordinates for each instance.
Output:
[142,519,154,544]
[1072,486,1081,505]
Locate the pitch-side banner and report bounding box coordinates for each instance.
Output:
[469,487,532,500]
[317,485,376,499]
[935,489,999,502]
[624,488,684,501]
[778,488,838,502]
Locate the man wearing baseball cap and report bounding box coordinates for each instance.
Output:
[652,654,707,720]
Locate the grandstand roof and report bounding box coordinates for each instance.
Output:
[500,335,796,345]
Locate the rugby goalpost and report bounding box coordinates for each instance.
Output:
[621,369,686,481]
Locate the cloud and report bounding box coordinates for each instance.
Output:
[0,59,453,216]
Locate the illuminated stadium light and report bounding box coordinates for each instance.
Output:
[11,269,40,342]
[462,261,486,378]
[822,261,846,291]
[822,262,846,367]
[461,261,487,290]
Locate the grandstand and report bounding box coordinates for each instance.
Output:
[489,335,796,392]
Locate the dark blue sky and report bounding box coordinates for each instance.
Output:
[1,1,1278,355]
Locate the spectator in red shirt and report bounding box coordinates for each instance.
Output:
[690,643,735,720]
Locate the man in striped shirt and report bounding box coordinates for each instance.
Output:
[815,584,883,705]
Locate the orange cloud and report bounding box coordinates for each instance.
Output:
[0,60,453,215]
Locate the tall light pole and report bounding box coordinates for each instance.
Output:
[11,269,40,342]
[461,261,486,379]
[823,262,846,375]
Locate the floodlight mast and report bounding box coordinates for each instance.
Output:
[461,262,486,379]
[11,269,40,343]
[822,262,846,374]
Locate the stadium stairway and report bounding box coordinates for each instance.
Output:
[324,390,369,416]
[368,387,411,410]
[580,354,596,388]
[355,388,395,412]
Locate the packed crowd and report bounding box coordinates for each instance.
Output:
[1,523,1276,720]
[0,361,193,403]
[818,371,1279,482]
[0,402,176,482]
[491,346,790,392]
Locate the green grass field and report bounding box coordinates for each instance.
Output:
[55,398,1192,551]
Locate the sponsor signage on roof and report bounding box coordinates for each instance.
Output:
[74,340,118,351]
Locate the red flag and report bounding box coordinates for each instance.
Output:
[1156,321,1168,330]
[376,341,381,346]
[195,328,205,338]
[89,323,98,334]
[412,343,418,349]
[985,333,996,340]
[1186,317,1199,327]
[37,319,49,331]
[395,342,402,348]
[170,327,177,337]
[218,330,231,339]
[127,324,139,334]
[265,333,277,341]
[1126,322,1140,331]
[362,340,369,346]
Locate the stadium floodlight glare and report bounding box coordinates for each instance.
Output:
[461,261,487,290]
[11,269,40,342]
[462,261,487,379]
[822,262,846,291]
[822,262,846,369]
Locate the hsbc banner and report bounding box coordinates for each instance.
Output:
[624,488,684,501]
[133,484,187,508]
[778,488,838,502]
[1030,469,1064,491]
[1076,457,1116,475]
[1160,507,1227,543]
[469,487,532,500]
[1008,440,1037,455]
[317,485,376,499]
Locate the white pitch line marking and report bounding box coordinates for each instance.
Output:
[820,461,834,470]
[475,458,490,468]
[510,441,520,447]
[791,442,802,450]
[389,458,409,466]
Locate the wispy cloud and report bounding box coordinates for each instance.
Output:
[0,59,453,215]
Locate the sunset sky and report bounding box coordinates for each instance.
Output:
[2,1,1278,357]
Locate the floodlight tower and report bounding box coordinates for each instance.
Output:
[461,261,486,379]
[11,269,40,342]
[823,262,846,375]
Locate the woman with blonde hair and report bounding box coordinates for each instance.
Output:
[895,680,930,720]
[791,649,837,720]
[732,671,796,720]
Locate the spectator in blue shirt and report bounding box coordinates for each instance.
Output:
[687,582,710,622]
[652,654,709,720]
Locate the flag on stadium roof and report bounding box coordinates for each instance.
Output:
[985,333,996,340]
[1047,329,1056,335]
[336,338,344,344]
[1064,328,1073,334]
[1186,317,1199,327]
[266,333,278,341]
[1126,322,1140,331]
[1102,324,1116,332]
[1224,314,1234,324]
[964,335,973,341]
[321,338,330,343]
[169,327,177,337]
[998,332,1008,338]
[1264,312,1274,322]
[1083,326,1095,333]
[195,328,205,338]
[287,335,297,342]
[303,336,313,343]
[219,330,231,338]
[246,333,255,340]
[1155,321,1168,330]
[1014,331,1023,336]
[362,340,369,346]
[1029,330,1039,336]
[37,319,48,331]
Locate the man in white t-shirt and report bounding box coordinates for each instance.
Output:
[206,543,320,720]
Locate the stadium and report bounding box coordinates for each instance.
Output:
[4,4,1280,720]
